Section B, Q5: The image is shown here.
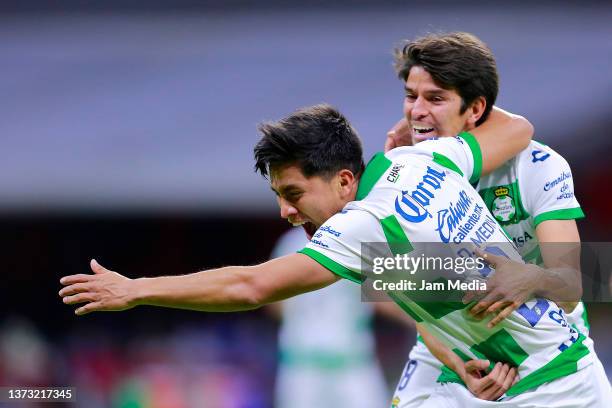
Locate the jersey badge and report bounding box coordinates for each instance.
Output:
[492,187,516,223]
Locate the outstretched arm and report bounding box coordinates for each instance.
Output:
[60,254,340,315]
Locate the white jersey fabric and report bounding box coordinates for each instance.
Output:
[272,227,387,408]
[299,133,594,398]
[397,140,593,407]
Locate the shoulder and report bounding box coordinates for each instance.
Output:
[517,140,572,171]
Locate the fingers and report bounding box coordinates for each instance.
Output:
[385,118,412,152]
[503,367,518,390]
[60,274,94,286]
[75,302,104,316]
[480,363,508,400]
[465,359,490,374]
[90,259,108,274]
[481,364,516,400]
[474,247,506,269]
[469,292,503,317]
[59,282,91,297]
[62,292,97,305]
[487,303,520,328]
[384,133,397,152]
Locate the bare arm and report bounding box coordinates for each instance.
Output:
[534,220,582,311]
[60,254,340,315]
[384,107,533,173]
[469,107,533,176]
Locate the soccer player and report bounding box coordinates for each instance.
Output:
[384,32,603,407]
[59,104,610,406]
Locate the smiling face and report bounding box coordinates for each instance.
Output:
[270,164,357,239]
[404,66,483,144]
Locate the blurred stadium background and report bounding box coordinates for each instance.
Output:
[1,1,611,406]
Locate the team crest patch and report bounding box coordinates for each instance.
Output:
[492,186,516,222]
[391,396,400,408]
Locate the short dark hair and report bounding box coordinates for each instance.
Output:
[394,32,499,126]
[254,104,365,180]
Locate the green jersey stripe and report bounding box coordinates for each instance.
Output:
[356,152,392,200]
[471,329,529,367]
[458,131,482,184]
[380,215,414,255]
[433,152,464,176]
[506,333,590,396]
[298,248,364,283]
[581,305,590,331]
[533,207,585,227]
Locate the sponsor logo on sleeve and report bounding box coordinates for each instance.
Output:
[532,149,551,162]
[556,182,575,200]
[319,225,342,237]
[310,236,329,248]
[544,171,572,194]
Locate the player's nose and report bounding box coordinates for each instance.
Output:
[409,96,429,120]
[279,198,298,219]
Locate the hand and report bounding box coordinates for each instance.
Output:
[460,360,518,400]
[59,259,137,315]
[384,117,412,152]
[463,248,544,328]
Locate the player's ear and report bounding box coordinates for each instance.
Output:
[466,96,486,127]
[336,169,356,197]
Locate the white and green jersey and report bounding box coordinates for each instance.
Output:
[408,140,589,390]
[477,140,588,334]
[299,133,593,396]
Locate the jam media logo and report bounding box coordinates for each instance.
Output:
[395,166,447,223]
[532,149,550,162]
[544,171,572,191]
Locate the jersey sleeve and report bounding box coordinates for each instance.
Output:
[520,144,585,227]
[298,209,385,284]
[411,132,483,184]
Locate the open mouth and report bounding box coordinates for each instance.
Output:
[412,125,436,141]
[291,220,319,240]
[302,222,318,240]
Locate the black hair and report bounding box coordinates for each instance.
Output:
[254,104,365,179]
[395,32,499,125]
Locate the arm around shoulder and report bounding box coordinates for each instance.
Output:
[470,107,534,175]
